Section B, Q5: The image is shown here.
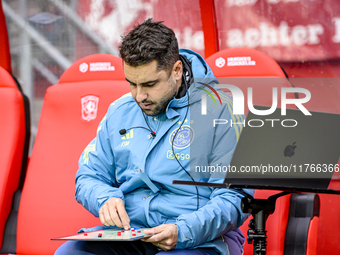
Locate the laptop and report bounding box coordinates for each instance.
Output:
[174,106,340,194]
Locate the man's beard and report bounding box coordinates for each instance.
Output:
[137,79,178,116]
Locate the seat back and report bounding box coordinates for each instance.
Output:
[290,78,340,114]
[206,47,287,78]
[16,54,130,255]
[0,67,27,250]
[206,47,295,116]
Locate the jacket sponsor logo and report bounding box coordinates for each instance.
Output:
[79,62,115,73]
[81,95,99,121]
[166,150,190,160]
[121,130,133,140]
[169,125,194,149]
[79,62,89,73]
[227,56,256,66]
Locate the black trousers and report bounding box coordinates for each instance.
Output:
[54,240,219,255]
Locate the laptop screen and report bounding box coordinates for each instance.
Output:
[224,106,340,190]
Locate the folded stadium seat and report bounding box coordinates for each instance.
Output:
[206,48,318,255]
[316,180,340,255]
[284,193,319,255]
[0,66,30,253]
[15,54,130,255]
[0,1,11,73]
[0,3,31,251]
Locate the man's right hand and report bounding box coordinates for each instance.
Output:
[99,197,130,230]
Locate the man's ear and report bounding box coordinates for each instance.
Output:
[173,60,183,81]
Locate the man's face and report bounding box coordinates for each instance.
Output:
[124,60,182,116]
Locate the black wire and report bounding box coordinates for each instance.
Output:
[141,111,156,136]
[138,76,199,210]
[171,81,199,211]
[125,126,155,133]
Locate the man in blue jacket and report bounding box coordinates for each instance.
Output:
[55,19,252,255]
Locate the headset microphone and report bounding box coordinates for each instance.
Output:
[119,129,127,135]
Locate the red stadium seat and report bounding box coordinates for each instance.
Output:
[0,67,29,251]
[206,47,296,116]
[15,54,130,255]
[0,1,11,72]
[206,47,287,78]
[206,48,318,255]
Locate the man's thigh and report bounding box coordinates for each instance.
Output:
[54,240,159,255]
[157,248,218,255]
[54,241,219,255]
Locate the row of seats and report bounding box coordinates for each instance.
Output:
[1,47,339,254]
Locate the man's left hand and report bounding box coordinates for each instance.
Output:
[141,224,177,251]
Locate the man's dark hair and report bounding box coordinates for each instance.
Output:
[119,18,179,72]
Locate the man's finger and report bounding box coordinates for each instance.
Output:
[152,241,173,251]
[154,242,162,249]
[99,211,109,226]
[142,230,168,243]
[108,205,123,227]
[104,205,117,226]
[99,205,114,226]
[99,198,130,227]
[142,225,166,242]
[116,201,130,230]
[144,224,164,235]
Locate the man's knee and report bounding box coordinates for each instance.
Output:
[54,241,90,255]
[157,249,218,255]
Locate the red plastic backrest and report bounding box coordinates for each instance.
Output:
[0,67,25,248]
[206,48,295,116]
[290,78,340,114]
[206,47,286,78]
[0,1,11,72]
[58,54,125,83]
[16,54,130,255]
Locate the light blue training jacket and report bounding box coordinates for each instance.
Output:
[75,49,253,254]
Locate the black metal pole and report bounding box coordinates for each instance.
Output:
[242,192,291,255]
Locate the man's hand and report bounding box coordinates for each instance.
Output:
[142,224,177,251]
[99,197,130,230]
